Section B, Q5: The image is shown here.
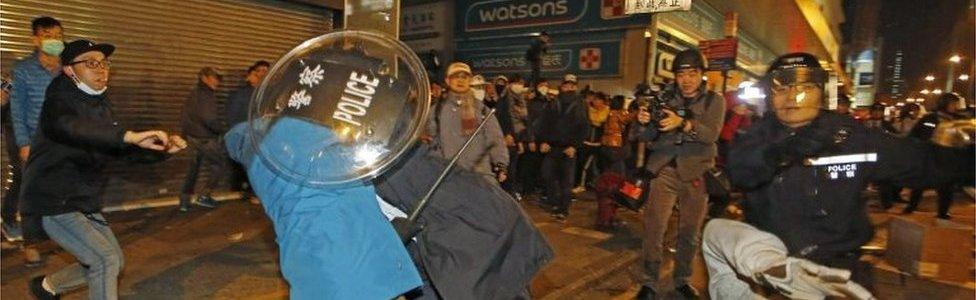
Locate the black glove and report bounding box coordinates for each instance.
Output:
[764,122,836,168]
[391,217,423,244]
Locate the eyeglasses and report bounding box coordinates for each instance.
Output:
[69,59,112,70]
[449,73,471,80]
[770,82,821,95]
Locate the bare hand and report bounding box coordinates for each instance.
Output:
[528,142,537,152]
[18,146,29,164]
[563,146,576,158]
[124,130,169,151]
[504,134,516,147]
[637,110,652,124]
[540,143,551,153]
[497,172,507,183]
[658,109,683,131]
[166,135,188,154]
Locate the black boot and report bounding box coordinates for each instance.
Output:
[675,284,700,299]
[635,285,656,300]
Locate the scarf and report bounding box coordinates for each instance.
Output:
[448,91,478,135]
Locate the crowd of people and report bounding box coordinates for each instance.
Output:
[422,43,973,299]
[1,15,974,300]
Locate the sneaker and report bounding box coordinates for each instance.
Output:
[552,213,567,223]
[29,276,59,300]
[178,194,192,212]
[2,221,23,242]
[758,257,875,300]
[24,247,44,268]
[195,196,219,208]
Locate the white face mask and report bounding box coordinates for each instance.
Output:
[71,74,107,96]
[510,83,525,94]
[472,89,486,101]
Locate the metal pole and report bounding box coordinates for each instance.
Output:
[645,13,659,85]
[408,109,497,222]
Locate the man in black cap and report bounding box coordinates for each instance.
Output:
[633,49,726,299]
[700,52,971,299]
[22,39,187,300]
[536,74,588,221]
[178,66,225,211]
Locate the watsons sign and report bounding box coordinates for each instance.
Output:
[463,0,587,31]
[455,37,621,77]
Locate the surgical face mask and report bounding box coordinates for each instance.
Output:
[537,86,549,95]
[40,39,64,56]
[473,88,486,101]
[510,83,525,94]
[69,72,107,96]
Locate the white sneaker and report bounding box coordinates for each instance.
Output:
[2,221,23,242]
[758,257,875,300]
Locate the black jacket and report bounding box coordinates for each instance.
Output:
[537,92,588,149]
[375,145,553,299]
[526,95,550,142]
[20,74,168,217]
[225,83,253,128]
[909,111,957,142]
[727,112,961,261]
[182,82,222,138]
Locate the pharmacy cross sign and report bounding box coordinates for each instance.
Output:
[580,48,601,70]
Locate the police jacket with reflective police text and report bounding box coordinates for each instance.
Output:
[727,112,943,260]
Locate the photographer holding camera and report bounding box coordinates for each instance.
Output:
[633,49,726,299]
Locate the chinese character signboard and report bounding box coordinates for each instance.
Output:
[699,38,738,71]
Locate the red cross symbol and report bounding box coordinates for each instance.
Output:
[580,48,601,70]
[601,0,625,19]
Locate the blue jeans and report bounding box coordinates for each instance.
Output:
[42,212,124,300]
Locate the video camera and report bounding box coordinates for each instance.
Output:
[635,84,691,129]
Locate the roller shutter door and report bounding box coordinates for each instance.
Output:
[1,0,334,204]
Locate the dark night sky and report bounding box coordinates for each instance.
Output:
[876,0,974,100]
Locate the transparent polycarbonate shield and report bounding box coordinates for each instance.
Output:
[248,30,430,187]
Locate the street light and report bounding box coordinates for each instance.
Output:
[933,88,943,95]
[947,55,962,92]
[921,89,931,95]
[925,74,935,81]
[960,74,970,81]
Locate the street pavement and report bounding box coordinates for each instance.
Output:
[1,189,973,299]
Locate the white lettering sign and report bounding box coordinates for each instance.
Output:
[478,1,570,23]
[625,0,692,14]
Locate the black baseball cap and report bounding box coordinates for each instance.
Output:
[61,39,115,65]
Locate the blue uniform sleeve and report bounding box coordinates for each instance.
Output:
[224,122,252,166]
[10,66,32,147]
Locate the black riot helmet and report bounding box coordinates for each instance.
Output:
[935,92,964,113]
[671,49,707,72]
[763,52,827,89]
